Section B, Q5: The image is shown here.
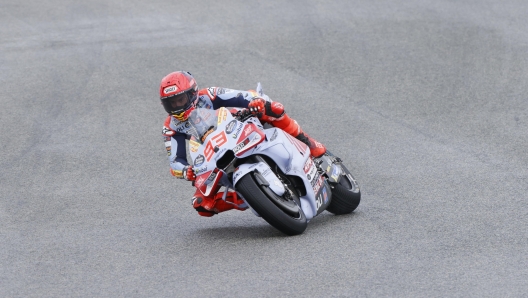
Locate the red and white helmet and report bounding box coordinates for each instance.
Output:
[160,71,198,121]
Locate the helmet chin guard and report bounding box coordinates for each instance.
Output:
[173,104,196,121]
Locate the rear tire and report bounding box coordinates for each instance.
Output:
[326,173,361,215]
[237,173,307,236]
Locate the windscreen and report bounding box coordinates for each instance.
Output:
[187,108,218,144]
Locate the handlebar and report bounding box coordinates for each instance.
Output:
[232,108,254,122]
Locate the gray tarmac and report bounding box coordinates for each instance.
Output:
[1,0,527,297]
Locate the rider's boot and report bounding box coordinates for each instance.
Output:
[270,113,327,158]
[294,130,327,158]
[192,188,247,217]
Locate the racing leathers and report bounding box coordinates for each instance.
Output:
[163,87,326,217]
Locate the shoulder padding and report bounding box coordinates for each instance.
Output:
[199,87,216,100]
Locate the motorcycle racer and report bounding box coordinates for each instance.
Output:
[160,71,326,217]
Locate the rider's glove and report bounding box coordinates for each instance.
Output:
[248,97,285,122]
[182,165,196,181]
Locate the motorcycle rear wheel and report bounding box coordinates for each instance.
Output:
[237,173,307,236]
[326,172,361,215]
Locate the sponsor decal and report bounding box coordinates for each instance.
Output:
[189,140,200,153]
[316,194,323,210]
[207,87,216,99]
[307,163,317,183]
[312,176,324,194]
[194,154,205,166]
[195,174,207,187]
[315,187,328,210]
[244,126,252,135]
[214,148,227,161]
[217,108,228,125]
[232,123,244,139]
[164,85,178,95]
[175,121,191,133]
[232,124,265,155]
[225,120,237,134]
[236,123,255,142]
[304,158,313,173]
[309,165,317,178]
[234,127,264,155]
[195,167,208,175]
[205,172,217,185]
[233,138,248,154]
[165,140,172,156]
[201,129,214,141]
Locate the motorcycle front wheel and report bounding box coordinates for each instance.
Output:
[237,173,307,236]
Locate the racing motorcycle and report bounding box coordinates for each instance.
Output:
[187,85,361,235]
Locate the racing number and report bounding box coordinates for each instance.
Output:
[204,131,228,161]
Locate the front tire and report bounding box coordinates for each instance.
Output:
[237,173,307,236]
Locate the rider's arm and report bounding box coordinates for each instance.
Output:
[162,118,190,178]
[201,87,270,109]
[167,133,190,178]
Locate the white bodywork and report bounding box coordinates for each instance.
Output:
[188,106,328,221]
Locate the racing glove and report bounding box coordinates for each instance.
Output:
[182,165,196,181]
[248,97,285,122]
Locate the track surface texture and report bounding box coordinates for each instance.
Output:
[1,0,527,297]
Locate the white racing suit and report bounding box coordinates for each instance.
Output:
[162,87,257,177]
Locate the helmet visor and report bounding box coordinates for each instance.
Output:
[162,91,197,115]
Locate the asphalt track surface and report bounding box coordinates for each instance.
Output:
[1,0,527,297]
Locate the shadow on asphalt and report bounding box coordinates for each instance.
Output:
[194,210,363,239]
